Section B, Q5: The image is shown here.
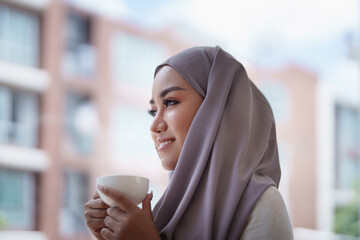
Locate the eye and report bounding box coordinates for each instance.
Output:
[163,99,179,107]
[148,109,157,117]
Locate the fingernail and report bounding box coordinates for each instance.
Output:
[150,191,153,200]
[97,184,104,191]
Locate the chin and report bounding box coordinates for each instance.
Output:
[161,160,176,171]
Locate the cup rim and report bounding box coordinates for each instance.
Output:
[96,174,149,181]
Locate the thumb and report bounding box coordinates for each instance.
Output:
[141,191,153,217]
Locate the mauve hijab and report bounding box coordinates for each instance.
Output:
[152,46,281,240]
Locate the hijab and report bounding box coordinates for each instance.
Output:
[152,46,281,240]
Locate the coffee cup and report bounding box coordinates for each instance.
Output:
[96,175,149,207]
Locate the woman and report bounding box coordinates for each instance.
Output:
[84,46,293,240]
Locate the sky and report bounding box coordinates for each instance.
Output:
[63,0,360,76]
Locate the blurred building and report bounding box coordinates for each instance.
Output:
[316,50,360,238]
[0,0,358,239]
[0,0,50,239]
[249,55,359,239]
[248,64,319,229]
[0,0,188,239]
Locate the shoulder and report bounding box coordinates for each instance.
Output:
[239,186,294,240]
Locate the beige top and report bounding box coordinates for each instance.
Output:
[240,186,294,240]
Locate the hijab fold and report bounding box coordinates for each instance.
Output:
[153,46,281,240]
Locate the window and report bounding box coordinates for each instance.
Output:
[333,105,359,237]
[65,92,97,155]
[0,168,36,230]
[277,142,291,205]
[62,11,95,77]
[112,33,164,88]
[0,86,39,147]
[259,81,289,122]
[109,33,166,196]
[0,3,39,66]
[111,105,157,165]
[335,104,359,191]
[60,170,89,234]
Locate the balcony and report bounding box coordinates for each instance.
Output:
[62,43,96,78]
[1,0,51,11]
[0,60,50,92]
[0,230,47,240]
[0,144,49,172]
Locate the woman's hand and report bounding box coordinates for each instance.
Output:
[98,185,161,240]
[84,192,108,240]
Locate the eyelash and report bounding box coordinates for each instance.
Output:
[163,99,179,107]
[148,99,180,117]
[148,109,156,117]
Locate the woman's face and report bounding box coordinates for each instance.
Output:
[149,66,203,170]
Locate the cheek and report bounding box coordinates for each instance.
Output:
[169,111,195,138]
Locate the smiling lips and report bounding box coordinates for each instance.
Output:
[157,139,175,151]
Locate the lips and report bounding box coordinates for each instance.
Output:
[157,139,175,151]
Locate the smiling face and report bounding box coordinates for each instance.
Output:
[149,66,204,171]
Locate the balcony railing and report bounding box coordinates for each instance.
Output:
[1,0,51,11]
[0,231,47,240]
[62,43,96,78]
[0,60,50,92]
[0,120,38,147]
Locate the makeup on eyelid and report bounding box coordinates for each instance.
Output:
[148,97,180,117]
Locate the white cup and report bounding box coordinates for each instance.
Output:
[96,175,149,207]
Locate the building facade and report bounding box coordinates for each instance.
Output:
[248,64,318,229]
[0,0,358,239]
[0,0,188,239]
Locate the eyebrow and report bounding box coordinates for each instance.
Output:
[149,86,186,104]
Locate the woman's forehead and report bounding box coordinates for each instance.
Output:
[153,66,188,90]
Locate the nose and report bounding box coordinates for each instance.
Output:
[150,113,167,134]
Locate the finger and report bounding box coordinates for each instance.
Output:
[101,227,115,240]
[98,185,138,212]
[106,206,127,222]
[93,191,100,199]
[85,198,109,209]
[85,208,108,218]
[104,215,120,230]
[92,229,106,240]
[86,218,107,232]
[141,192,153,218]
